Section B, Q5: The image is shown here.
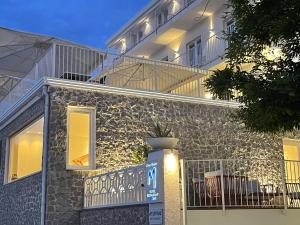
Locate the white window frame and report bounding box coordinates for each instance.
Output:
[4,116,44,184]
[187,36,202,67]
[66,106,96,170]
[226,19,236,34]
[157,8,169,27]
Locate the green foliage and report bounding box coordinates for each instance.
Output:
[205,0,300,133]
[147,122,173,138]
[131,144,151,164]
[205,68,235,100]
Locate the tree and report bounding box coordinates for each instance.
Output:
[205,0,300,133]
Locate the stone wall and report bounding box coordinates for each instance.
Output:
[80,204,149,225]
[0,98,44,225]
[46,86,283,225]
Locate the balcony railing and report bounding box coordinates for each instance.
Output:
[172,32,227,68]
[0,43,105,118]
[0,42,237,121]
[84,164,147,208]
[184,159,300,209]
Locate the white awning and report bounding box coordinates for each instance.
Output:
[0,27,105,101]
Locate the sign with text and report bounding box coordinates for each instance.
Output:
[149,207,163,225]
[146,161,163,203]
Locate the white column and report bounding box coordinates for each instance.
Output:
[147,149,181,225]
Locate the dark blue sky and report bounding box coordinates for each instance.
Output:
[0,0,149,49]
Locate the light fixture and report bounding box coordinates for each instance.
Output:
[165,152,177,172]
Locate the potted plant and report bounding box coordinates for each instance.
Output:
[146,122,178,150]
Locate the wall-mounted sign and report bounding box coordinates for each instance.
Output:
[146,161,163,203]
[149,207,163,225]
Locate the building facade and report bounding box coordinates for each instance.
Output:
[0,1,300,224]
[107,0,231,70]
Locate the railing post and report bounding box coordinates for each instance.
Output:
[220,160,226,214]
[197,68,201,97]
[147,149,181,225]
[52,43,56,77]
[180,159,187,225]
[280,160,288,211]
[154,61,158,91]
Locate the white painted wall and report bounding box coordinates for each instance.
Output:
[150,5,228,69]
[187,209,300,225]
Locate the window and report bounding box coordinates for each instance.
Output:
[157,13,163,27]
[187,37,202,67]
[131,34,137,46]
[186,0,194,6]
[6,117,44,183]
[226,20,236,34]
[157,9,168,27]
[196,39,202,66]
[163,9,168,22]
[226,20,236,46]
[138,30,144,42]
[67,107,95,170]
[283,139,300,183]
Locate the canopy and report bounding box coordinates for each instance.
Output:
[96,56,212,97]
[0,27,105,101]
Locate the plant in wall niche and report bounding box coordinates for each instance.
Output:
[146,122,179,150]
[131,144,151,164]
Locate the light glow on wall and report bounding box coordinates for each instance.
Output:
[172,0,180,14]
[144,18,152,35]
[205,92,213,99]
[165,153,177,172]
[120,38,126,53]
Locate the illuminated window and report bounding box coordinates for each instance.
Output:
[67,107,95,169]
[7,117,44,183]
[283,139,300,183]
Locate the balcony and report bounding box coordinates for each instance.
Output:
[121,0,225,59]
[0,37,235,121]
[0,42,105,119]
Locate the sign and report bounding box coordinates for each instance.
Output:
[149,207,163,225]
[146,161,163,203]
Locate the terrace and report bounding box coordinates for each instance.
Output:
[84,159,300,210]
[0,27,234,122]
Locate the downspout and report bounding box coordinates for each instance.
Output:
[41,85,50,225]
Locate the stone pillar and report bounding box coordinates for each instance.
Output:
[146,149,181,225]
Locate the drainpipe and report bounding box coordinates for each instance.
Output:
[41,85,50,225]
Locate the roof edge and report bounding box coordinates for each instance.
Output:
[106,0,161,46]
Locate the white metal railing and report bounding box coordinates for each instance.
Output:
[0,46,54,115]
[54,44,104,80]
[94,53,215,99]
[184,159,300,210]
[84,164,147,208]
[0,43,105,117]
[0,41,236,119]
[172,32,226,68]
